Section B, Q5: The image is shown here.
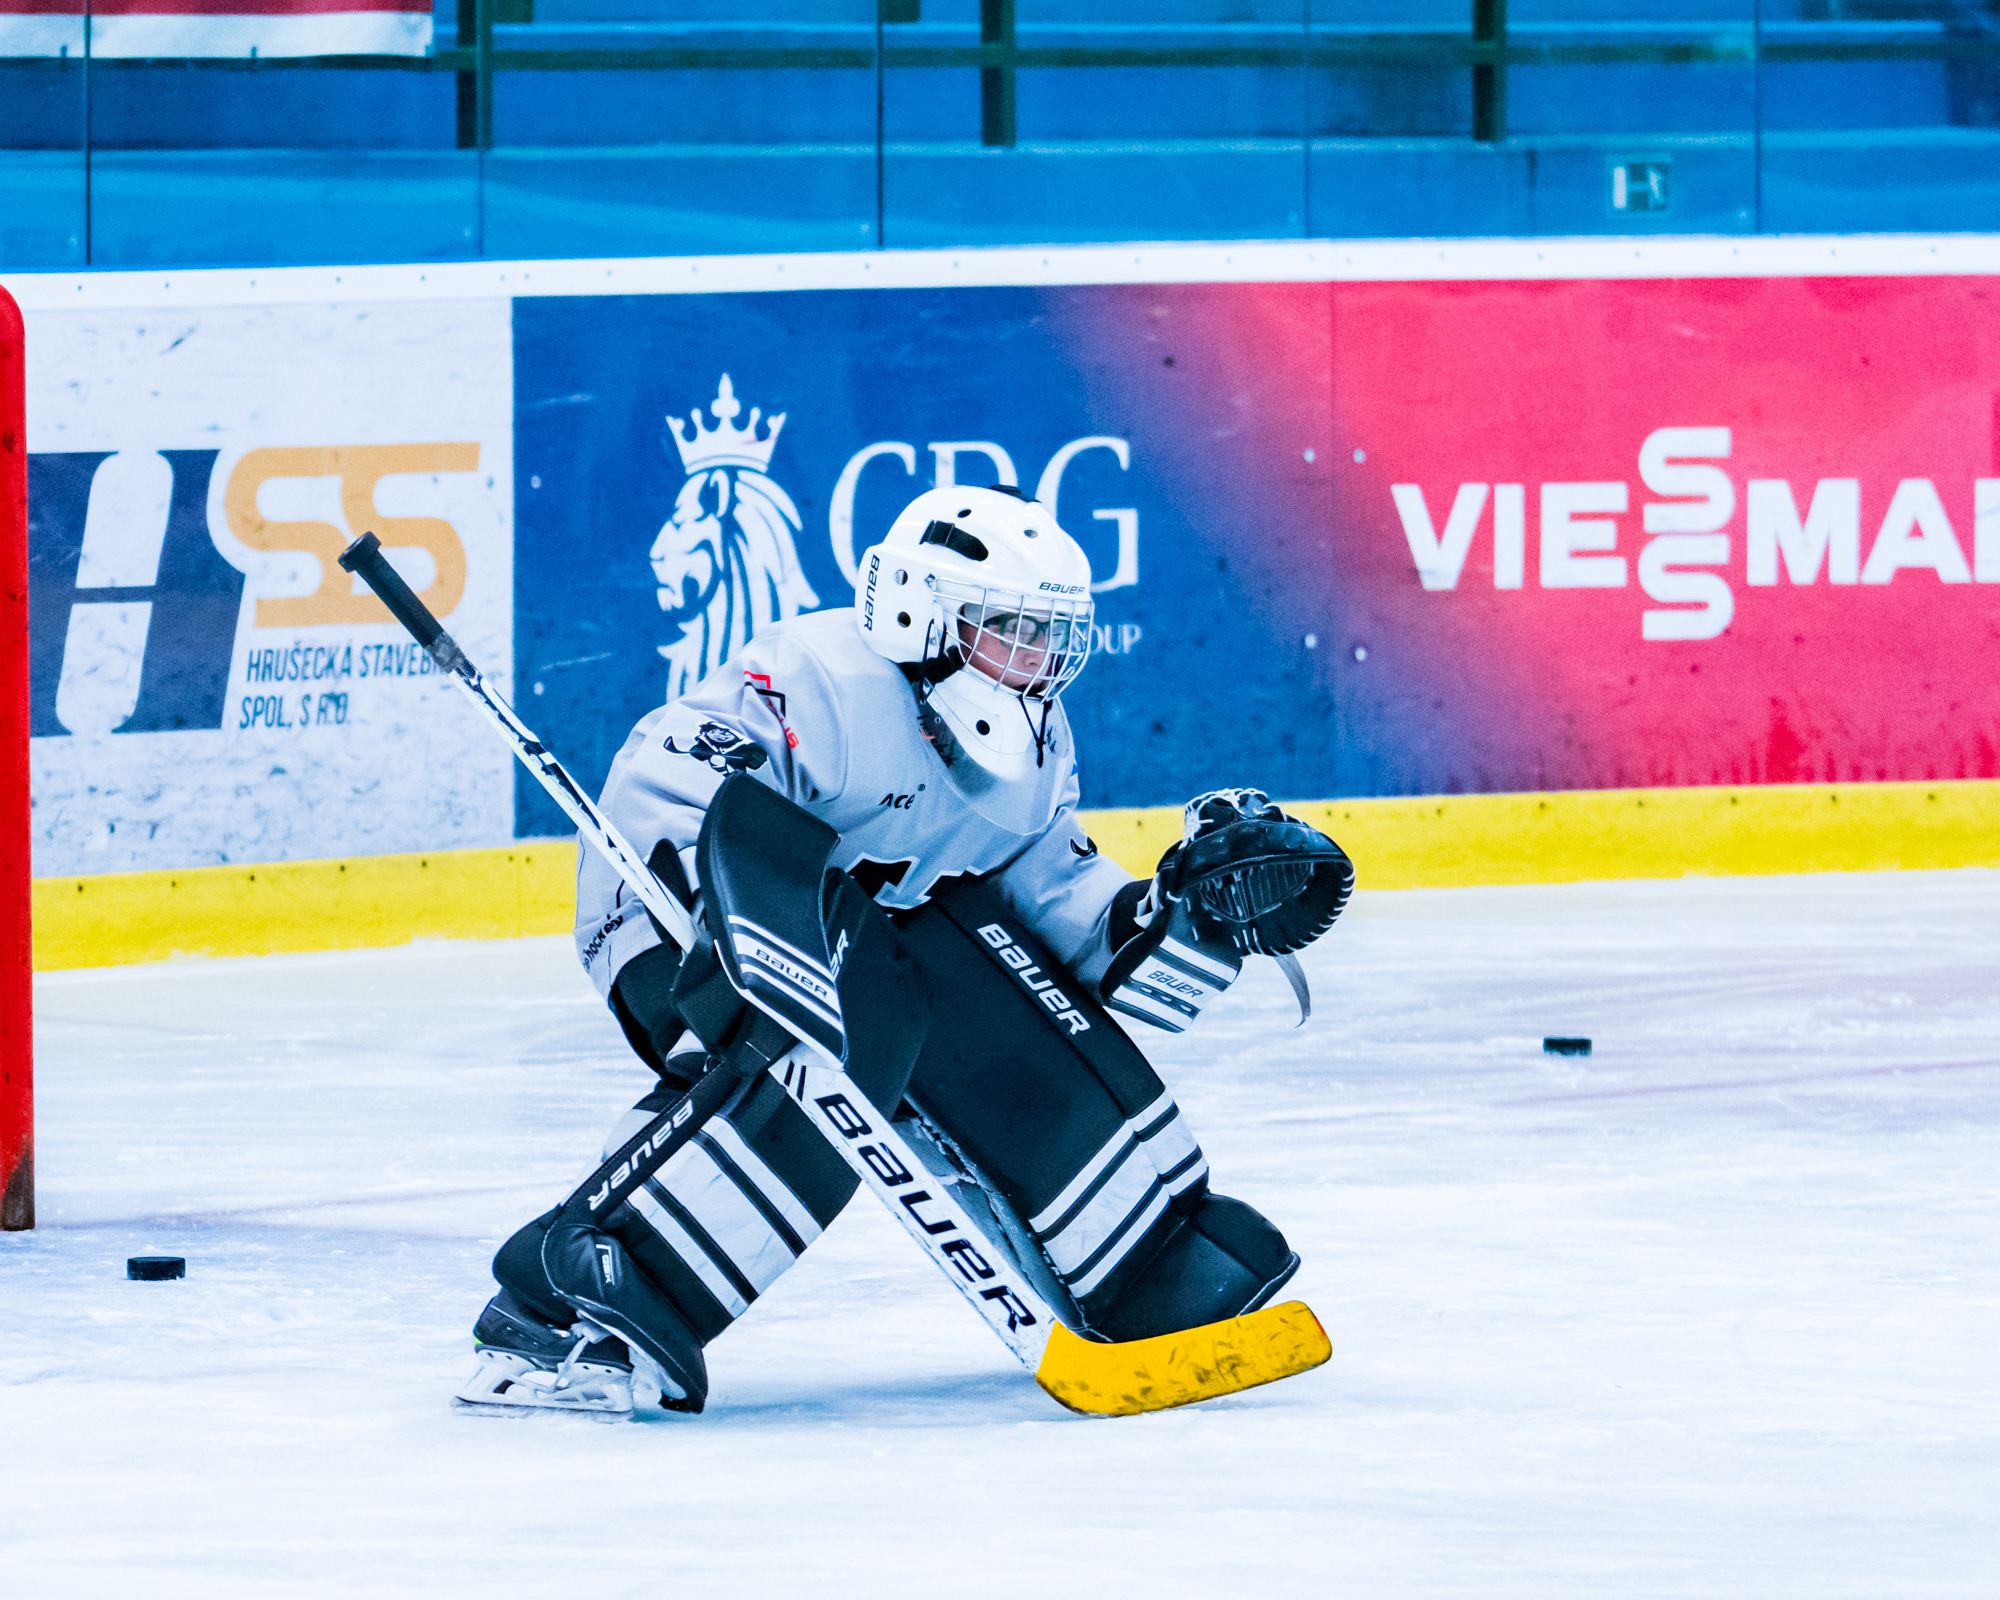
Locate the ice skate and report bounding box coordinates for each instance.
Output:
[453,1289,645,1418]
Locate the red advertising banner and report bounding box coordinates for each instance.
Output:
[1330,275,2000,796]
[0,0,430,57]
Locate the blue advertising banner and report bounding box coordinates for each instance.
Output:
[510,283,1335,838]
[26,236,1986,887]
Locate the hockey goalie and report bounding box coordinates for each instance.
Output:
[456,485,1355,1417]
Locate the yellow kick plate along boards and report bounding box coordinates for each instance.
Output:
[1034,1299,1332,1417]
[32,778,2000,971]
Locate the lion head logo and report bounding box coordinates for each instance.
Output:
[653,374,820,701]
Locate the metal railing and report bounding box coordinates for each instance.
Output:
[16,3,2000,154]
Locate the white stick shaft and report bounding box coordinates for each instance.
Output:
[770,1054,1056,1373]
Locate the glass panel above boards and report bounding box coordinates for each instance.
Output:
[478,0,881,258]
[1,17,89,269]
[4,2,2000,272]
[881,1,1312,248]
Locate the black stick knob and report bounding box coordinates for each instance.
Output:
[338,531,465,672]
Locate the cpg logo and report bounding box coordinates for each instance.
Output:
[829,435,1141,596]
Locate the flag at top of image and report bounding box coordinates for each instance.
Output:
[0,0,431,57]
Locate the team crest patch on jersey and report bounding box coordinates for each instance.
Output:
[664,720,770,774]
[653,375,820,702]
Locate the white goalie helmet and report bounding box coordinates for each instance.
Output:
[855,484,1096,797]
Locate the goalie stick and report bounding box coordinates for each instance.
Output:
[338,531,1330,1416]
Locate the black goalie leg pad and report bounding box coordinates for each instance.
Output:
[492,1071,861,1388]
[593,796,925,1351]
[490,837,922,1381]
[1083,1191,1300,1344]
[821,866,931,1118]
[493,785,926,1391]
[540,1221,710,1414]
[897,878,1226,1337]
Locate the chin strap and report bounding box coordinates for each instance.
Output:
[904,628,969,769]
[1015,690,1055,768]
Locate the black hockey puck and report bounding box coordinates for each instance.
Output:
[1543,1037,1592,1057]
[127,1256,185,1281]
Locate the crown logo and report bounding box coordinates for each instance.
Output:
[669,374,784,473]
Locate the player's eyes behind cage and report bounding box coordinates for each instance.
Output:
[927,574,1095,699]
[966,607,1078,651]
[958,606,1094,696]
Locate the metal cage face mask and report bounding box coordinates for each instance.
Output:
[929,575,1095,702]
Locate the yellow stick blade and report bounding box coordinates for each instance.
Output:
[1034,1300,1331,1417]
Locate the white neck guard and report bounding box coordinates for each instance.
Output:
[921,667,1069,835]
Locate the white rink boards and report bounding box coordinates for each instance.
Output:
[5,871,1999,1598]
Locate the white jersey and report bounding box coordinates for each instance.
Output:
[574,607,1135,1002]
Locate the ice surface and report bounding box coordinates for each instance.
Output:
[5,871,1998,1598]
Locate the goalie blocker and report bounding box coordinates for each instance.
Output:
[486,780,1302,1404]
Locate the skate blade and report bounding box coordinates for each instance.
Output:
[1035,1299,1331,1417]
[453,1350,635,1419]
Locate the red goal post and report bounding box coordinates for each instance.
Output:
[1,283,28,1231]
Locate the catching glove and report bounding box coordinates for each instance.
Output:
[1101,788,1353,1032]
[1162,788,1354,958]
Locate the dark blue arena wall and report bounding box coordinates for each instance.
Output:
[508,283,1339,832]
[9,1,2000,270]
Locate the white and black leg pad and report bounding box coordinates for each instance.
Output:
[898,877,1295,1343]
[598,1073,860,1348]
[492,1068,861,1389]
[1082,1192,1300,1343]
[496,830,923,1373]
